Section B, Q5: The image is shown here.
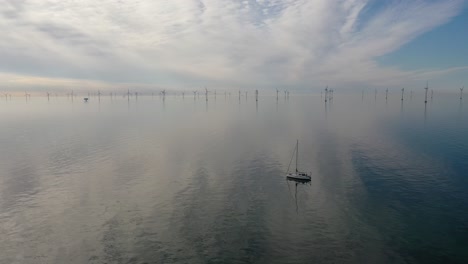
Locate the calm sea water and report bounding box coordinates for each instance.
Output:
[1,93,467,264]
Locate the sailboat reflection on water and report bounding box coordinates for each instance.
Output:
[287,177,311,214]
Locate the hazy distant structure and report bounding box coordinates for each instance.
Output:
[127,89,131,102]
[239,90,241,101]
[276,89,279,100]
[98,90,102,102]
[374,89,377,100]
[193,91,197,99]
[255,90,259,102]
[362,89,364,100]
[401,88,404,101]
[424,82,428,104]
[327,89,333,101]
[205,87,208,102]
[47,92,50,101]
[431,89,433,100]
[385,88,388,101]
[461,86,464,100]
[324,86,328,103]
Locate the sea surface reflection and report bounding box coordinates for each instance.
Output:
[0,94,467,263]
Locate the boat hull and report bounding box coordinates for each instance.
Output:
[286,173,311,181]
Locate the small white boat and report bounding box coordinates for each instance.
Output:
[286,140,311,181]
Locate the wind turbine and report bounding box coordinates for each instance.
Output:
[255,90,258,102]
[424,81,428,104]
[401,88,404,101]
[324,86,328,103]
[460,86,464,100]
[276,89,279,100]
[385,88,388,101]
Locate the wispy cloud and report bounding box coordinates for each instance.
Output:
[0,0,465,91]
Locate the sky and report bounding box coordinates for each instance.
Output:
[0,0,467,92]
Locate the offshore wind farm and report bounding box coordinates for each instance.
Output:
[1,0,468,264]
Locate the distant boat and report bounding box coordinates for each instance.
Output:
[84,97,89,102]
[286,140,311,181]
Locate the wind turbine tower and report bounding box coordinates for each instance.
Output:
[324,86,328,103]
[424,82,428,104]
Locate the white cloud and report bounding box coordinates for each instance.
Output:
[0,0,465,91]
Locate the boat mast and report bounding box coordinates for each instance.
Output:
[296,140,298,172]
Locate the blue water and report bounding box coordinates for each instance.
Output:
[0,93,466,263]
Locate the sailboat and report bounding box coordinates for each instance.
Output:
[286,140,311,181]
